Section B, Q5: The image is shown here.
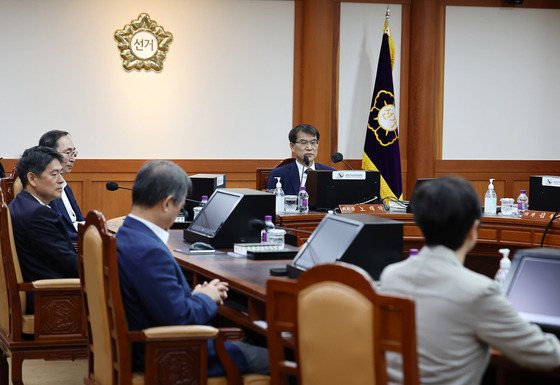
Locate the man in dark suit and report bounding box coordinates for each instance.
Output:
[9,146,79,314]
[267,124,335,195]
[39,130,84,242]
[116,160,269,377]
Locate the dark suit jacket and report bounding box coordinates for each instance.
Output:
[50,184,84,243]
[267,161,335,195]
[116,216,249,376]
[8,190,79,314]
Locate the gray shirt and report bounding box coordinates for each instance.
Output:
[380,245,560,385]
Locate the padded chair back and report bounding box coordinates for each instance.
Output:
[0,193,10,332]
[79,210,132,385]
[266,262,419,385]
[1,167,23,205]
[255,158,295,190]
[0,199,27,335]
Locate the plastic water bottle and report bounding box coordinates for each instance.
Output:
[261,215,275,242]
[192,195,208,220]
[273,177,285,215]
[494,248,511,289]
[298,186,309,214]
[517,189,529,217]
[484,179,497,215]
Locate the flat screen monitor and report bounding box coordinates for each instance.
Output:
[289,213,403,280]
[188,189,242,237]
[502,248,560,335]
[292,215,364,270]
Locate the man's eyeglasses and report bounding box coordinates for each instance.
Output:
[293,139,319,147]
[60,150,78,158]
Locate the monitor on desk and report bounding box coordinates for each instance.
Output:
[306,170,380,211]
[184,188,275,248]
[288,213,403,280]
[502,248,560,336]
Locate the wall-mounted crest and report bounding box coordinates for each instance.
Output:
[114,13,173,72]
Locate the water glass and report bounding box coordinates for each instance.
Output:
[284,195,298,213]
[500,198,515,216]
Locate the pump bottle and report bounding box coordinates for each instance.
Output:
[494,248,511,288]
[273,177,285,214]
[484,179,497,215]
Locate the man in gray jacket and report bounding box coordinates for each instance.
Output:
[380,176,560,385]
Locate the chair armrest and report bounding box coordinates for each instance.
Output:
[29,279,85,340]
[215,328,245,385]
[32,278,81,289]
[143,325,219,339]
[134,326,220,385]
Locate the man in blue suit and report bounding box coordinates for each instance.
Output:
[39,130,84,242]
[9,146,79,314]
[267,124,335,195]
[116,160,269,377]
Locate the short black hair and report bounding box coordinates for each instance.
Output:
[288,124,320,143]
[17,146,64,188]
[39,130,70,149]
[132,161,192,208]
[410,176,482,251]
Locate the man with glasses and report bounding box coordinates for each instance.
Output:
[266,124,334,195]
[8,146,79,314]
[39,130,84,242]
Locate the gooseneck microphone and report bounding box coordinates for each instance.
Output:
[106,181,132,191]
[299,155,311,189]
[330,152,354,170]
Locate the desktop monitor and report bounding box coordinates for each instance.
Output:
[306,170,380,211]
[529,176,560,212]
[406,178,435,213]
[183,188,275,248]
[287,213,403,280]
[502,247,560,336]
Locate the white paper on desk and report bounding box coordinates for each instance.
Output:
[227,251,247,259]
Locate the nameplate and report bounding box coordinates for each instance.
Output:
[339,204,386,214]
[331,170,366,180]
[521,210,560,221]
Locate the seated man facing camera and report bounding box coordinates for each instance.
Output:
[267,124,335,195]
[380,176,560,385]
[9,146,79,314]
[116,160,269,377]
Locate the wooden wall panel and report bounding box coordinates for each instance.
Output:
[4,157,556,221]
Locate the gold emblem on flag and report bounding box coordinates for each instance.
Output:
[368,90,399,146]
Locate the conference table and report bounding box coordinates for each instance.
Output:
[167,210,560,385]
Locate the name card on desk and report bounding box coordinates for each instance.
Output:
[339,204,386,214]
[522,210,560,221]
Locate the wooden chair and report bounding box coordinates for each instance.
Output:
[255,158,295,191]
[0,192,87,385]
[79,210,270,385]
[0,167,22,205]
[266,262,420,385]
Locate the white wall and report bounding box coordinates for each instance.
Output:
[443,6,560,160]
[338,3,402,160]
[0,0,294,159]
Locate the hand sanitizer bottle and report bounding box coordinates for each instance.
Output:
[494,248,511,288]
[484,179,497,215]
[274,177,285,215]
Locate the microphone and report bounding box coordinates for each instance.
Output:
[106,181,132,191]
[330,152,354,170]
[299,155,311,189]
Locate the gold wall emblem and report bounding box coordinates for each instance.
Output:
[115,13,173,72]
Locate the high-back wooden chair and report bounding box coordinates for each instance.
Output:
[0,167,22,205]
[0,192,87,385]
[266,262,419,385]
[255,158,295,190]
[79,210,270,385]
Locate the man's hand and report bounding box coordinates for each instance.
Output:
[193,279,229,305]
